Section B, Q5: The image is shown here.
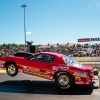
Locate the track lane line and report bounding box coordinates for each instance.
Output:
[0,70,6,73]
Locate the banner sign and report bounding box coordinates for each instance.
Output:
[91,38,100,41]
[78,38,100,42]
[78,38,90,42]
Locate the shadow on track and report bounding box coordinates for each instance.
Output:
[0,80,98,95]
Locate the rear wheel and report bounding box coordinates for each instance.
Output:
[55,72,74,89]
[6,63,18,77]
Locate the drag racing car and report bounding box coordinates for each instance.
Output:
[0,52,97,89]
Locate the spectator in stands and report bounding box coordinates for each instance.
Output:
[0,43,100,57]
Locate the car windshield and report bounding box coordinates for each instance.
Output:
[62,55,84,68]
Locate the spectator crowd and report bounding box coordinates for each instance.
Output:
[36,43,100,57]
[0,43,100,57]
[0,47,27,58]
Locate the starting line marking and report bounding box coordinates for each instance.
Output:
[0,70,6,73]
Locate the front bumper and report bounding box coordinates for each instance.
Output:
[75,76,93,85]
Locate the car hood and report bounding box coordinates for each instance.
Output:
[71,63,93,71]
[81,65,93,71]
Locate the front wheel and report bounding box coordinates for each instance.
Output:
[6,63,18,77]
[55,72,74,89]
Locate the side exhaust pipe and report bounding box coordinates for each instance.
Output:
[93,67,99,80]
[94,71,98,75]
[93,66,99,75]
[93,66,100,88]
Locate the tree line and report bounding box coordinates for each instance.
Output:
[0,43,40,50]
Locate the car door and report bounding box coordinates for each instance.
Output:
[21,54,44,73]
[37,54,56,79]
[21,53,55,79]
[41,54,55,70]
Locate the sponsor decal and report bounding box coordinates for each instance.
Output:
[0,61,2,65]
[22,66,29,72]
[0,61,5,65]
[45,71,51,75]
[52,66,69,71]
[81,72,88,77]
[52,66,58,71]
[75,81,84,84]
[75,76,81,81]
[44,75,52,79]
[0,65,3,67]
[22,66,52,78]
[35,71,52,78]
[34,68,40,72]
[68,70,74,73]
[23,67,52,78]
[74,70,81,76]
[23,69,29,73]
[59,66,69,70]
[35,72,45,77]
[86,78,91,82]
[22,66,28,69]
[50,76,53,79]
[29,69,36,73]
[18,69,23,72]
[52,71,54,74]
[86,82,89,84]
[74,70,88,77]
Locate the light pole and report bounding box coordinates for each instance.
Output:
[21,4,27,45]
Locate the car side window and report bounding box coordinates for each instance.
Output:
[43,54,55,62]
[29,54,44,61]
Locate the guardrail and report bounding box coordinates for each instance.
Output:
[99,75,100,88]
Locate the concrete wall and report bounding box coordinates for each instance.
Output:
[73,57,100,68]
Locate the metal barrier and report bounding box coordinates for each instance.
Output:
[93,75,100,88]
[93,67,100,88]
[73,57,100,68]
[73,57,100,62]
[98,75,100,88]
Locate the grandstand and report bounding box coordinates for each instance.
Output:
[0,43,100,57]
[36,43,100,57]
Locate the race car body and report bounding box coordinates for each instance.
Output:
[0,52,95,89]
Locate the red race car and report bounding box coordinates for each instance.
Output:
[0,52,95,89]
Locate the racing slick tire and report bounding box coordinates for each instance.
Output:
[55,72,74,89]
[6,63,18,77]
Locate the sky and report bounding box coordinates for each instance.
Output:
[0,0,100,45]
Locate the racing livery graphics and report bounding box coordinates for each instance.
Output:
[0,52,95,89]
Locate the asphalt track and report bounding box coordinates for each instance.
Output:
[0,70,100,100]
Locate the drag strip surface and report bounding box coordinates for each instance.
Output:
[0,73,100,100]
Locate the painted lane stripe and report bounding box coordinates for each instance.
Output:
[0,70,6,73]
[0,70,100,74]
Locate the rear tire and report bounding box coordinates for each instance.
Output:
[6,63,18,77]
[55,72,74,89]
